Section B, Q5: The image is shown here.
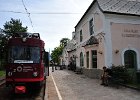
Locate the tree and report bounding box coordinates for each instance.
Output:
[3,18,28,37]
[0,29,7,70]
[0,18,28,69]
[0,31,7,58]
[51,38,70,64]
[51,46,63,64]
[60,38,70,47]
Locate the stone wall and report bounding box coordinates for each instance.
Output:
[83,68,103,79]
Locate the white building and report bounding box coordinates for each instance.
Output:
[72,0,140,78]
[61,32,76,67]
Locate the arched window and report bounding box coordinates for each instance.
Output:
[124,50,137,68]
[80,52,84,67]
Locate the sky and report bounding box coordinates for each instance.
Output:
[0,0,93,52]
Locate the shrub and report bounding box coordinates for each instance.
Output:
[110,65,130,84]
[0,70,5,77]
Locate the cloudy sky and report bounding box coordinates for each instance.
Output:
[0,0,93,51]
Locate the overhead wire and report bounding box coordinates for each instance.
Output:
[0,1,83,32]
[0,10,25,14]
[0,10,82,15]
[21,0,35,32]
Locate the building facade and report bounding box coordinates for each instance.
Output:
[61,32,76,67]
[73,0,140,78]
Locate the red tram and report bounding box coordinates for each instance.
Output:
[5,33,49,93]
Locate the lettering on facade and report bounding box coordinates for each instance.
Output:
[124,29,139,33]
[122,34,140,38]
[122,29,140,38]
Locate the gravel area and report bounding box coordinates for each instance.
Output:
[48,68,140,100]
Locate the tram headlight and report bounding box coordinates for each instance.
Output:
[33,72,38,77]
[22,37,27,42]
[8,72,12,76]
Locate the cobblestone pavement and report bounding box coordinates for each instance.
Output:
[47,68,140,100]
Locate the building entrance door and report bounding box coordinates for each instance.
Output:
[92,50,97,68]
[124,50,137,68]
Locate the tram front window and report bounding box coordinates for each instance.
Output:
[8,46,40,63]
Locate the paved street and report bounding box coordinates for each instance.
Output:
[46,67,140,100]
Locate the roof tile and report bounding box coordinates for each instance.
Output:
[98,0,140,15]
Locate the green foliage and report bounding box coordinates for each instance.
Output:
[110,65,130,83]
[0,30,7,59]
[51,46,63,64]
[60,38,70,47]
[0,18,28,70]
[51,38,70,64]
[3,18,28,37]
[0,70,5,77]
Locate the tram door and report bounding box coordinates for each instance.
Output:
[44,51,49,76]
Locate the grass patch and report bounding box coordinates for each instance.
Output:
[0,70,6,77]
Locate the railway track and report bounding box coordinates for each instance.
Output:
[0,78,46,100]
[0,77,5,86]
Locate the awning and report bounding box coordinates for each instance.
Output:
[82,36,99,47]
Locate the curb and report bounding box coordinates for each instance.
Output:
[120,84,140,91]
[44,78,48,100]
